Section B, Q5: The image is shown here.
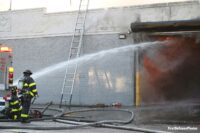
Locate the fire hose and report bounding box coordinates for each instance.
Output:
[0,107,171,133]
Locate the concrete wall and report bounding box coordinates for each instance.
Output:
[0,1,200,106]
[0,35,134,105]
[0,1,200,39]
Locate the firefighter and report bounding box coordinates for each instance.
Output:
[8,86,22,120]
[20,70,38,123]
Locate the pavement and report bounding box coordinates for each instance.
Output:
[0,101,200,133]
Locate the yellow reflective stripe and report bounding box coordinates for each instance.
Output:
[29,82,36,87]
[11,109,18,112]
[11,107,22,112]
[29,91,34,97]
[21,114,29,118]
[14,115,17,120]
[24,83,28,87]
[32,89,37,92]
[10,100,19,105]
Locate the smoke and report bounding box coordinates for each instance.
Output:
[141,36,200,104]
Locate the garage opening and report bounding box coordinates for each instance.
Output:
[131,20,200,105]
[141,36,200,104]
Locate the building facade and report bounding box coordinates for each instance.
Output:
[0,1,199,105]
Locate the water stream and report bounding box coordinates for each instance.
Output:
[13,41,164,85]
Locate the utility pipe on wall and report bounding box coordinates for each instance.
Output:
[134,47,141,106]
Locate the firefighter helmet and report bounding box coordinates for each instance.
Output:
[11,86,17,95]
[23,69,32,75]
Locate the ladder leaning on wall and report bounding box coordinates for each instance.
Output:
[59,0,90,108]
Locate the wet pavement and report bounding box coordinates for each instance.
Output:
[1,101,200,133]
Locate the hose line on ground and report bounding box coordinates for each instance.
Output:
[54,119,171,133]
[54,108,171,133]
[0,108,172,133]
[0,107,64,122]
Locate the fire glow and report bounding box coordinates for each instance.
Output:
[141,36,200,104]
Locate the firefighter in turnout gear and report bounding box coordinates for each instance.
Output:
[20,70,38,123]
[8,86,22,120]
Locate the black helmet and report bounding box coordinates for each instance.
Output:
[11,86,17,95]
[23,69,32,75]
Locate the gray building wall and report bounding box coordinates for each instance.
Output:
[0,35,134,105]
[0,1,200,105]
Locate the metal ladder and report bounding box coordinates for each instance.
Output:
[59,0,89,108]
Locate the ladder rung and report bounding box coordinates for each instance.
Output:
[66,69,76,72]
[81,0,88,1]
[71,45,79,48]
[66,79,74,82]
[77,15,85,18]
[79,7,87,11]
[80,3,88,6]
[70,54,77,57]
[64,100,71,102]
[80,7,87,10]
[72,41,80,43]
[66,73,74,75]
[69,51,77,54]
[75,28,82,31]
[72,39,80,42]
[77,14,85,17]
[71,46,79,48]
[71,51,78,54]
[74,33,81,36]
[64,84,73,87]
[72,38,80,41]
[65,75,74,78]
[66,72,76,75]
[76,22,83,25]
[64,96,72,98]
[71,47,79,49]
[70,53,77,55]
[74,33,81,35]
[77,17,84,20]
[65,76,75,79]
[73,34,81,37]
[70,53,78,55]
[70,54,78,57]
[69,56,77,59]
[65,78,75,81]
[65,77,75,80]
[79,8,87,11]
[64,86,73,89]
[66,65,76,68]
[75,23,83,29]
[74,34,81,36]
[65,75,75,78]
[64,85,73,88]
[74,35,80,37]
[80,3,87,6]
[63,92,72,94]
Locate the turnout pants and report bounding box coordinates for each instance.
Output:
[21,94,32,121]
[10,111,21,120]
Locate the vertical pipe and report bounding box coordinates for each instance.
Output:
[9,0,12,11]
[135,47,141,107]
[133,50,136,105]
[4,67,8,90]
